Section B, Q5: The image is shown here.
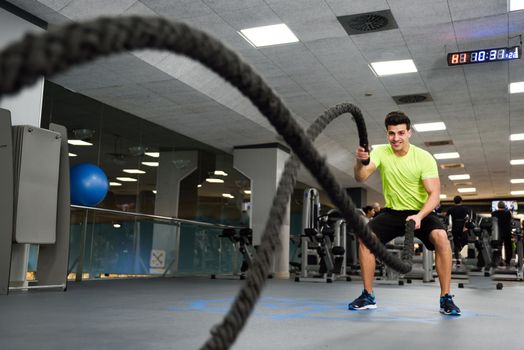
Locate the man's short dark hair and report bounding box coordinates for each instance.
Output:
[385,111,411,130]
[453,195,462,204]
[497,201,506,209]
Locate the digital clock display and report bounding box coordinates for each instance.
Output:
[447,46,521,66]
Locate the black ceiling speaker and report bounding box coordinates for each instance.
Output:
[337,10,398,35]
[392,93,433,105]
[424,140,454,147]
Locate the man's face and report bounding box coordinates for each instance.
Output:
[386,124,411,152]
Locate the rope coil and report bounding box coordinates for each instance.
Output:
[0,17,414,350]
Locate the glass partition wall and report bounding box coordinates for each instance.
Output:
[68,206,242,280]
[39,81,250,280]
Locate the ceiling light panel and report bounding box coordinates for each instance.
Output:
[238,23,299,47]
[369,59,417,76]
[141,162,159,167]
[68,140,93,146]
[509,81,524,93]
[413,122,446,132]
[510,133,524,141]
[434,152,460,160]
[510,0,524,11]
[448,174,470,180]
[123,169,146,174]
[116,177,137,182]
[457,187,476,193]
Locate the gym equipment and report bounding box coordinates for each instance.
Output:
[211,228,254,280]
[455,216,508,290]
[467,216,499,275]
[70,163,109,206]
[0,17,416,349]
[491,219,523,283]
[0,110,71,295]
[383,237,434,284]
[295,188,348,283]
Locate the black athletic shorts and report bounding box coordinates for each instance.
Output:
[368,208,446,251]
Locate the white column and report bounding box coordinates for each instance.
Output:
[150,150,197,274]
[234,144,290,279]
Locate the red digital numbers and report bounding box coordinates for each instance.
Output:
[450,53,468,65]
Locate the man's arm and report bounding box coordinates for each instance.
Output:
[354,146,377,182]
[406,177,441,228]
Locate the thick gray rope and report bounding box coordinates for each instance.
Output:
[0,17,413,349]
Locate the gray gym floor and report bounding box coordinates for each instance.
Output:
[1,276,522,350]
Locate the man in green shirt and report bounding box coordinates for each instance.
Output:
[348,111,461,316]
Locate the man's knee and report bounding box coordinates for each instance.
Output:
[430,229,450,250]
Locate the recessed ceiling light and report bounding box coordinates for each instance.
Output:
[448,174,470,181]
[206,178,224,183]
[510,0,524,11]
[214,170,228,176]
[68,152,77,157]
[152,190,157,194]
[510,159,524,165]
[238,23,299,47]
[369,59,417,76]
[413,122,446,132]
[222,193,234,198]
[439,194,447,199]
[511,190,524,195]
[109,182,122,187]
[433,152,460,160]
[141,162,159,167]
[113,223,121,228]
[509,81,524,93]
[197,184,202,188]
[123,169,146,174]
[145,152,160,158]
[457,187,476,193]
[511,178,524,183]
[68,139,93,146]
[244,190,252,194]
[116,177,137,182]
[510,133,524,141]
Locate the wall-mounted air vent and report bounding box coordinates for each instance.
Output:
[392,93,433,105]
[440,163,464,169]
[424,140,453,147]
[337,10,398,35]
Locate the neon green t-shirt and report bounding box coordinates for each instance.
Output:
[370,144,438,210]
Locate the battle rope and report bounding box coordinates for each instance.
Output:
[0,17,414,349]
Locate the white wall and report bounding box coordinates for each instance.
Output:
[0,7,45,127]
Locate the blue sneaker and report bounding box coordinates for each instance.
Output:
[440,294,461,316]
[348,289,376,310]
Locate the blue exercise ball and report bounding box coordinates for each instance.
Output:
[70,163,109,206]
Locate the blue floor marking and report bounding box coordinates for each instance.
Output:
[168,297,495,323]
